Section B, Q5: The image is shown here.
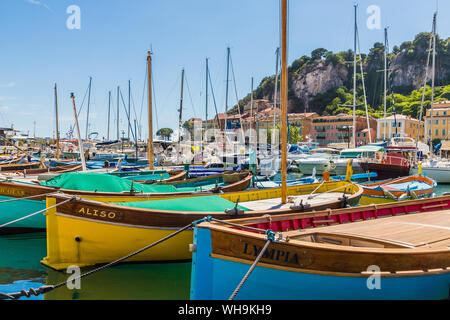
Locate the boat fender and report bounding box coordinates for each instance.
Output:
[290,199,311,211]
[398,192,408,201]
[211,186,223,194]
[338,194,350,208]
[409,190,418,200]
[383,190,397,201]
[225,198,244,215]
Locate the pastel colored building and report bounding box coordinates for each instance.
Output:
[377,114,423,141]
[310,114,377,147]
[424,100,450,141]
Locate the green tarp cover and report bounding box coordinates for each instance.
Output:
[39,172,179,193]
[113,195,250,212]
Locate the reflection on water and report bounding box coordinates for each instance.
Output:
[0,232,191,300]
[1,184,450,300]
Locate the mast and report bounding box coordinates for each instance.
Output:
[147,51,154,169]
[223,47,230,147]
[70,93,87,171]
[178,68,185,150]
[273,47,280,133]
[383,27,388,140]
[128,80,131,142]
[117,86,120,140]
[54,83,60,160]
[205,58,209,122]
[429,12,437,158]
[85,77,92,140]
[134,118,138,161]
[107,91,111,141]
[415,24,433,154]
[352,3,357,148]
[280,0,288,204]
[250,77,254,134]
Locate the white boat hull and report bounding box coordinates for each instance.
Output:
[413,166,450,183]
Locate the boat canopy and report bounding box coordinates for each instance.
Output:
[39,172,207,193]
[114,195,250,212]
[339,145,384,158]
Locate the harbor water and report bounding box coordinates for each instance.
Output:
[1,183,449,300]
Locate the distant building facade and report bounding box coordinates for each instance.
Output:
[424,100,450,142]
[377,114,423,141]
[310,114,377,146]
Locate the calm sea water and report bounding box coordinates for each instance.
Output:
[1,183,450,300]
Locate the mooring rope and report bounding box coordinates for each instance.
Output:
[307,182,356,199]
[0,216,212,300]
[228,231,276,300]
[0,196,76,229]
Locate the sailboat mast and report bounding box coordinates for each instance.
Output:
[85,77,92,140]
[54,83,60,160]
[107,91,111,141]
[250,77,254,134]
[205,58,209,122]
[429,12,437,157]
[147,51,154,170]
[273,47,280,134]
[128,80,131,142]
[178,68,185,147]
[352,4,357,148]
[383,27,388,140]
[280,0,288,204]
[117,86,120,140]
[70,93,87,171]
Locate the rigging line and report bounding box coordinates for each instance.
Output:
[356,25,371,142]
[119,88,136,141]
[71,80,90,130]
[229,53,245,141]
[129,85,140,135]
[183,73,197,118]
[139,61,147,135]
[152,68,159,132]
[416,29,433,148]
[208,67,220,129]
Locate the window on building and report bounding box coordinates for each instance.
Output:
[436,129,439,136]
[443,119,446,125]
[443,129,446,137]
[435,120,439,125]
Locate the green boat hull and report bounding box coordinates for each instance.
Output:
[0,196,46,234]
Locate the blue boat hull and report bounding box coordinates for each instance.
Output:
[190,228,450,300]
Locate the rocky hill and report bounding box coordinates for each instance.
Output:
[233,32,449,119]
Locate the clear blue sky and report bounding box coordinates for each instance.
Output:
[0,0,448,139]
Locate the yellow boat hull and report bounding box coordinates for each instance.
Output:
[41,199,193,270]
[358,195,396,206]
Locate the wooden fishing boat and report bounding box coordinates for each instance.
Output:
[359,152,411,180]
[0,162,40,172]
[4,164,82,178]
[190,199,450,300]
[143,171,250,191]
[359,175,437,205]
[0,171,253,203]
[40,180,362,269]
[0,171,251,234]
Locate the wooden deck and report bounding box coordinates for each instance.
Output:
[289,210,450,249]
[240,192,345,211]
